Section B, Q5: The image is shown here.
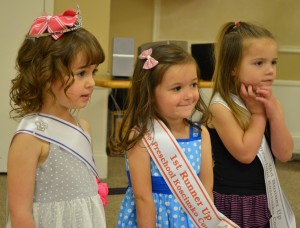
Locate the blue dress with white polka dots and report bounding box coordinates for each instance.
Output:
[117,125,202,228]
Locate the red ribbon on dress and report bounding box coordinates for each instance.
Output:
[96,177,109,206]
[28,9,78,40]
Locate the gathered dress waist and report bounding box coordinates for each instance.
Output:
[127,171,199,194]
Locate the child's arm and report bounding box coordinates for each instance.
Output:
[209,84,267,164]
[256,85,294,161]
[7,134,45,228]
[127,139,156,228]
[199,126,214,201]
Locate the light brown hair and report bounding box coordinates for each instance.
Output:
[208,21,275,130]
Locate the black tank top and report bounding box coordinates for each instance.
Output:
[208,127,267,195]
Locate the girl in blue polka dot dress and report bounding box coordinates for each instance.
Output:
[112,44,214,227]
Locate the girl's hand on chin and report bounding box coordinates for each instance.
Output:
[240,83,257,99]
[240,83,265,115]
[255,85,278,120]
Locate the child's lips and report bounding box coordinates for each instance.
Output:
[251,80,273,90]
[81,94,91,100]
[180,104,192,107]
[262,80,273,86]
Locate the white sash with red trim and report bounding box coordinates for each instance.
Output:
[142,119,239,228]
[15,113,99,177]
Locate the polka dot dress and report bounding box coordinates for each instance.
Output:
[117,126,202,228]
[27,144,105,227]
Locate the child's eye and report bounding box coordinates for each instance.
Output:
[93,68,98,76]
[172,86,181,92]
[76,70,86,77]
[254,61,263,66]
[272,60,277,65]
[191,82,198,88]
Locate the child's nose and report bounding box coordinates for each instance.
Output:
[184,89,194,99]
[86,76,95,88]
[266,64,276,75]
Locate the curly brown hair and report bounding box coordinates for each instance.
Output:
[10,28,105,119]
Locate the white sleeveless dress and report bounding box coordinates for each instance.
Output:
[6,143,106,228]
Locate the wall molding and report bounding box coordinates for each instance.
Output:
[44,0,54,14]
[187,41,300,54]
[292,135,300,154]
[153,0,161,42]
[278,45,300,54]
[273,80,300,86]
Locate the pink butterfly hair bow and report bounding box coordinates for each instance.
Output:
[138,48,159,69]
[27,7,81,40]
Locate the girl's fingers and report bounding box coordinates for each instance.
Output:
[246,85,257,98]
[240,83,248,99]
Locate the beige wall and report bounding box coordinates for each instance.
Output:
[55,0,300,81]
[158,0,300,81]
[109,0,154,73]
[158,0,300,45]
[108,0,300,81]
[56,0,154,76]
[54,0,111,76]
[278,52,300,81]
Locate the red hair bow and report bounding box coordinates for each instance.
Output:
[28,9,79,40]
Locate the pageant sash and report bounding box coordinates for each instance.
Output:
[257,137,296,228]
[142,119,239,228]
[15,113,99,177]
[227,94,296,228]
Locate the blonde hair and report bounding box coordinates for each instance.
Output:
[209,21,275,130]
